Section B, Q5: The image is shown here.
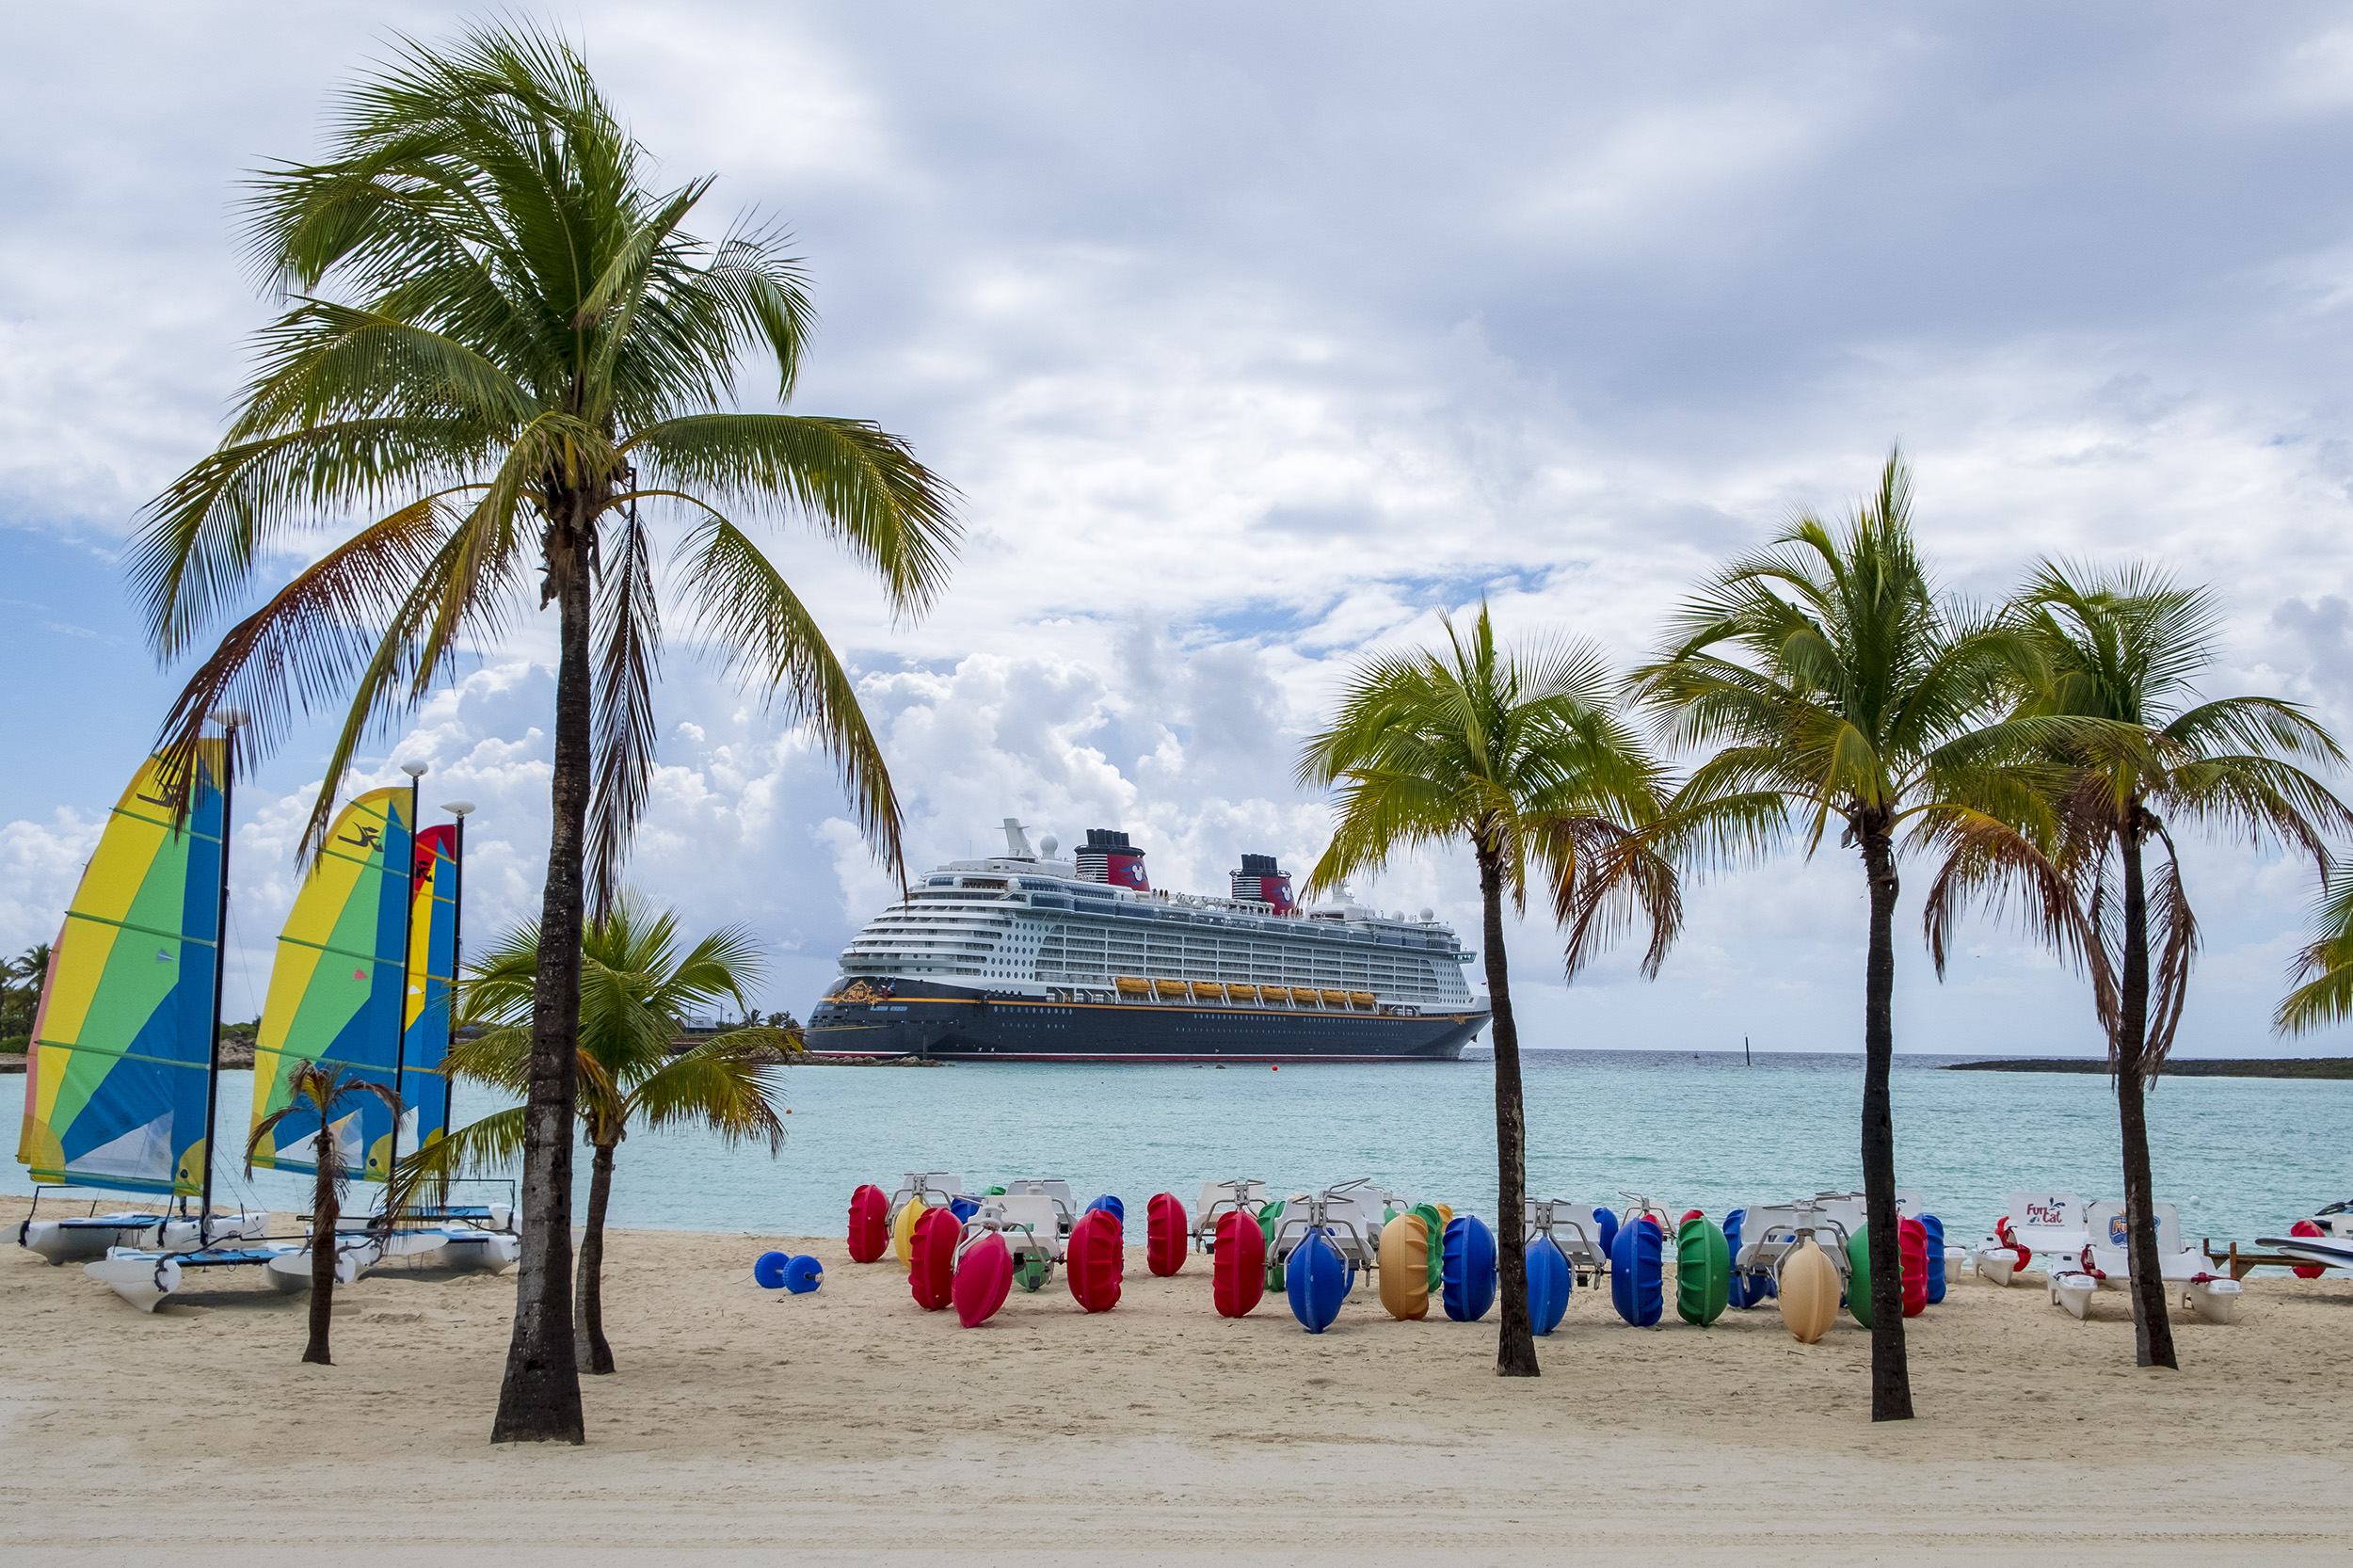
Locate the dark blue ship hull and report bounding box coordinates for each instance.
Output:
[808,980,1485,1063]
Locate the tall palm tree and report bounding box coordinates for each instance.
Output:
[401,892,788,1375]
[248,1063,402,1367]
[1985,565,2345,1368]
[1627,453,2051,1422]
[1299,603,1681,1378]
[127,24,954,1442]
[2276,865,2353,1037]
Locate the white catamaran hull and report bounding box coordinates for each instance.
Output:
[22,1213,167,1265]
[84,1254,183,1313]
[264,1249,363,1295]
[439,1230,520,1272]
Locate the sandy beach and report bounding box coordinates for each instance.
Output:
[4,1193,2348,1566]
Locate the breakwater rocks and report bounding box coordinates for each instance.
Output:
[1948,1056,2353,1080]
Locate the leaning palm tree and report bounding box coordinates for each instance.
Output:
[1299,603,1680,1378]
[1627,453,2052,1422]
[248,1063,403,1367]
[128,24,954,1442]
[2276,866,2353,1037]
[1993,564,2345,1368]
[401,892,788,1374]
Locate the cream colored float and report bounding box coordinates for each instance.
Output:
[1775,1234,1841,1343]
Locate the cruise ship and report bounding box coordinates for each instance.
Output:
[807,821,1490,1062]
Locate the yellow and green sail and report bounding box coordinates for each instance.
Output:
[16,744,227,1196]
[248,788,415,1180]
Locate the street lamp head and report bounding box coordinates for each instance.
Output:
[441,800,476,818]
[399,760,429,779]
[209,707,249,729]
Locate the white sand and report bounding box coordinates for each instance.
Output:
[4,1193,2348,1565]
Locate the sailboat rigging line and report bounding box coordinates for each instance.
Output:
[199,721,237,1242]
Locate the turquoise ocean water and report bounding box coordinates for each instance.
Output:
[10,1052,2348,1247]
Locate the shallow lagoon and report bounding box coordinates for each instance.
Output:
[10,1051,2347,1245]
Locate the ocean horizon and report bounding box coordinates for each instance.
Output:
[12,1049,2345,1252]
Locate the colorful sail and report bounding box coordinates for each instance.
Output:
[248,788,413,1180]
[16,745,227,1195]
[402,824,458,1155]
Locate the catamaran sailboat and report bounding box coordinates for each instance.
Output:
[18,728,513,1310]
[17,726,281,1297]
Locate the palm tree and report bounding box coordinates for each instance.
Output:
[248,1063,402,1366]
[127,24,954,1442]
[2,943,51,1041]
[1627,453,2051,1422]
[1986,564,2346,1368]
[1299,603,1681,1377]
[2276,865,2353,1037]
[402,892,788,1374]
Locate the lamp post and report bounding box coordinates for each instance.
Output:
[197,707,247,1240]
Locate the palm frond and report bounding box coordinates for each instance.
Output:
[2274,864,2353,1036]
[630,413,959,616]
[676,516,905,879]
[586,512,662,920]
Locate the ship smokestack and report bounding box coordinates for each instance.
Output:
[1232,852,1296,915]
[1078,828,1149,890]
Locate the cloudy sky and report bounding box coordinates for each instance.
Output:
[7,2,2353,1055]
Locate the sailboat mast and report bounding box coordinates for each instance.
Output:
[199,710,245,1237]
[388,762,426,1205]
[442,801,473,1140]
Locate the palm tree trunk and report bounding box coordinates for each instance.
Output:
[1479,844,1539,1378]
[491,500,592,1445]
[1859,824,1912,1421]
[2116,823,2179,1369]
[305,1154,336,1367]
[577,1139,616,1374]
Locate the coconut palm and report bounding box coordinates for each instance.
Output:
[401,892,788,1374]
[1299,603,1681,1378]
[127,24,954,1441]
[1627,454,2059,1422]
[2276,866,2353,1037]
[1977,564,2345,1368]
[248,1063,403,1367]
[2,942,51,1042]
